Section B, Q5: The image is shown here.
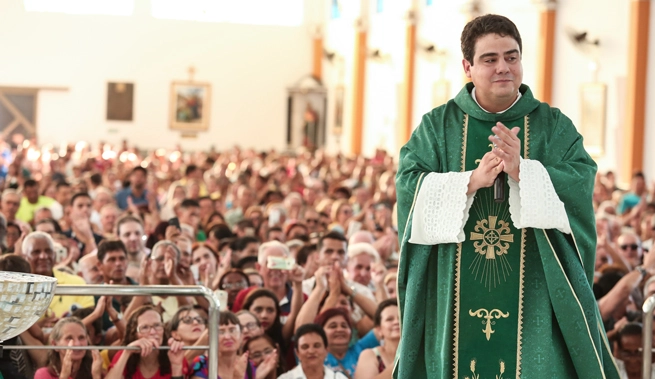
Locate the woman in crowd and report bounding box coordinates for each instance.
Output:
[278,324,348,379]
[34,317,102,379]
[106,305,186,379]
[236,310,264,350]
[354,299,399,379]
[243,334,285,379]
[315,308,379,378]
[192,242,221,290]
[218,269,251,310]
[241,289,287,355]
[190,311,277,379]
[168,305,208,365]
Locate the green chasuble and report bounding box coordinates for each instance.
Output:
[394,83,620,379]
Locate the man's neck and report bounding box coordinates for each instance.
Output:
[131,187,145,197]
[127,251,143,263]
[471,87,520,114]
[268,284,287,301]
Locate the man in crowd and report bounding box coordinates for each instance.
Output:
[178,198,203,240]
[115,166,149,211]
[96,239,135,330]
[22,231,94,319]
[64,192,103,255]
[116,214,148,281]
[16,179,55,223]
[77,253,103,284]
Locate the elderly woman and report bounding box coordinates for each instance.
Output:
[106,305,186,379]
[236,310,264,350]
[34,318,102,379]
[278,324,347,379]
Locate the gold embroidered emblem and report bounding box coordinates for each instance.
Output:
[469,216,514,288]
[468,308,510,341]
[464,359,506,379]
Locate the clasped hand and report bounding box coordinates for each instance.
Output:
[469,122,521,194]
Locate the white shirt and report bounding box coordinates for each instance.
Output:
[615,358,655,379]
[278,364,348,379]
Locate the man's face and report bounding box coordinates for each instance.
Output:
[119,221,144,255]
[34,208,53,224]
[151,245,177,280]
[258,247,288,289]
[99,250,127,282]
[24,237,55,276]
[618,334,642,378]
[130,171,146,190]
[71,196,92,220]
[319,238,347,266]
[176,239,192,269]
[267,230,284,242]
[79,256,103,284]
[56,186,72,205]
[242,242,260,258]
[346,254,374,286]
[1,194,20,218]
[100,207,119,234]
[239,188,255,208]
[618,234,642,267]
[198,199,214,221]
[24,185,39,203]
[462,33,523,110]
[35,222,56,235]
[94,192,113,211]
[632,176,646,194]
[180,206,201,227]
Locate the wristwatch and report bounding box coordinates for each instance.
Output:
[111,313,123,323]
[636,265,647,278]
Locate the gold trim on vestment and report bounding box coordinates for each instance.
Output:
[542,230,606,379]
[393,171,426,376]
[453,113,469,379]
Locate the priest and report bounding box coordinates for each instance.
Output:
[394,14,620,378]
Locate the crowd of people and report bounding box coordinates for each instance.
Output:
[0,135,652,379]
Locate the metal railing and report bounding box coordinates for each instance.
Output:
[3,284,219,379]
[643,294,655,379]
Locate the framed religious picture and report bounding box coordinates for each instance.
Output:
[106,82,134,121]
[579,82,607,157]
[169,81,211,131]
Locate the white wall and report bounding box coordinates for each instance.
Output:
[0,0,311,151]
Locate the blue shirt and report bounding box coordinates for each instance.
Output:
[324,330,379,377]
[115,187,149,210]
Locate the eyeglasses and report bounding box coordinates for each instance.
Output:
[619,348,642,359]
[242,322,260,331]
[305,218,319,224]
[250,347,274,360]
[222,281,248,290]
[180,316,206,325]
[620,244,640,251]
[218,326,241,337]
[137,323,164,334]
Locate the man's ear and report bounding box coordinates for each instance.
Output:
[462,59,472,78]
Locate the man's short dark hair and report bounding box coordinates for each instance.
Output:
[209,224,234,241]
[616,322,642,349]
[97,240,128,262]
[0,254,31,273]
[296,244,317,266]
[90,173,102,186]
[185,164,199,177]
[318,231,347,251]
[70,192,91,206]
[293,323,328,348]
[198,196,213,204]
[236,219,255,230]
[180,199,200,209]
[230,236,260,252]
[266,226,283,239]
[56,181,71,190]
[460,14,522,65]
[36,218,63,233]
[131,166,147,176]
[24,179,38,188]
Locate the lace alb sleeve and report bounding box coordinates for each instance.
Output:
[409,171,475,245]
[507,158,572,234]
